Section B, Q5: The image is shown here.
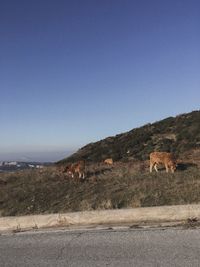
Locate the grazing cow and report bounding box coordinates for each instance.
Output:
[104,158,113,165]
[63,160,86,179]
[150,152,177,173]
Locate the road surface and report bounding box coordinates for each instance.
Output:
[0,227,199,266]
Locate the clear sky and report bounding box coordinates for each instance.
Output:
[0,0,199,161]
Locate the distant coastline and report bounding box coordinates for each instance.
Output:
[0,161,52,173]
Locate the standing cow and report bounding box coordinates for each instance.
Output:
[150,152,177,173]
[62,160,86,179]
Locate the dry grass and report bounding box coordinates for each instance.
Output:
[0,161,200,217]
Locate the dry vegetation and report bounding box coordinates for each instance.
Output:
[0,160,199,217]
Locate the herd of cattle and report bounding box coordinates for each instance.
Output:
[59,151,177,180]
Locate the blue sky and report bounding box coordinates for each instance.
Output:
[0,0,199,161]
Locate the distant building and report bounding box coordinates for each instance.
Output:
[36,165,44,169]
[28,164,35,168]
[7,161,18,166]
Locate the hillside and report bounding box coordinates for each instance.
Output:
[0,110,200,217]
[58,110,200,164]
[0,163,200,217]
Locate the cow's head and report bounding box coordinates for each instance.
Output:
[169,161,177,173]
[66,167,74,177]
[61,165,72,175]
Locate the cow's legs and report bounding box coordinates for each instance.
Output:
[150,162,154,172]
[154,164,158,172]
[165,164,169,173]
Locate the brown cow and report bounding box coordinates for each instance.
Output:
[63,160,86,179]
[150,152,177,173]
[104,158,113,165]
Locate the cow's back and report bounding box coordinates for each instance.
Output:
[150,152,174,164]
[104,158,113,165]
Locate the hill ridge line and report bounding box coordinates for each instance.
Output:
[58,110,200,164]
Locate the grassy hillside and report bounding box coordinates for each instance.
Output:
[58,110,200,164]
[0,110,199,217]
[0,162,199,217]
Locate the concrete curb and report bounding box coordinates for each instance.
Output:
[0,204,200,232]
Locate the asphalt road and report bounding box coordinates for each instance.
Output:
[0,227,199,267]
